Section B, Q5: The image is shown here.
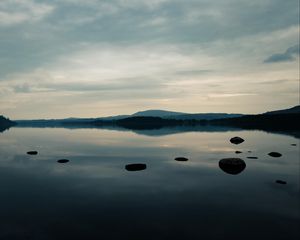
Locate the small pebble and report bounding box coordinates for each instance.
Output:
[27,151,38,155]
[268,152,282,158]
[125,163,147,171]
[174,157,188,161]
[57,159,69,163]
[276,180,287,185]
[230,137,244,145]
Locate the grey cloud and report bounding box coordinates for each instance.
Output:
[257,79,298,85]
[0,0,54,26]
[175,69,214,76]
[11,77,165,93]
[264,44,300,63]
[1,0,299,77]
[45,80,164,92]
[13,83,31,93]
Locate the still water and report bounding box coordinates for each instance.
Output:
[0,127,299,240]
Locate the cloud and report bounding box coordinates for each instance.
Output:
[1,43,209,92]
[256,79,298,85]
[208,93,257,98]
[11,78,164,94]
[175,69,214,76]
[0,0,54,26]
[0,0,299,118]
[0,0,299,77]
[264,44,300,63]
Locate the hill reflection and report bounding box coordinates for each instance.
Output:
[6,124,300,139]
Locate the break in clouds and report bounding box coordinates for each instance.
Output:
[0,0,299,119]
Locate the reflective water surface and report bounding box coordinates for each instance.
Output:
[0,127,299,240]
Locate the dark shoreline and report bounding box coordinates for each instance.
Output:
[2,113,299,139]
[2,109,300,138]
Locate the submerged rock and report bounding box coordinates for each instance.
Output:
[57,159,69,163]
[219,158,246,175]
[268,152,282,158]
[291,144,297,146]
[230,136,244,145]
[248,151,252,153]
[235,151,242,154]
[276,180,287,185]
[247,156,258,159]
[27,151,38,155]
[174,157,188,162]
[125,163,147,171]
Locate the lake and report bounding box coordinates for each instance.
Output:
[0,127,299,240]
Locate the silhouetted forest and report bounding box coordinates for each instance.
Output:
[0,116,16,132]
[93,117,206,130]
[89,113,300,132]
[210,113,300,131]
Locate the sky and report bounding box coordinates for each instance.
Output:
[0,0,299,119]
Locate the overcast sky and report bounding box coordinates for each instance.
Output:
[0,0,299,119]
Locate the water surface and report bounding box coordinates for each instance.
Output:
[0,127,299,240]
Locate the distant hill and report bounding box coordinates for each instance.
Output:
[209,105,300,132]
[9,105,300,138]
[15,114,130,126]
[264,105,300,115]
[132,109,243,120]
[99,115,130,120]
[211,113,300,131]
[13,105,300,133]
[15,109,244,125]
[132,110,185,117]
[168,113,243,120]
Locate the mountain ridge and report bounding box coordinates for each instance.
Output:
[264,105,300,115]
[8,104,300,125]
[132,109,185,117]
[14,109,244,123]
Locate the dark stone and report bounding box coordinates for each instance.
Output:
[248,151,252,153]
[291,144,297,146]
[268,152,282,157]
[276,180,287,185]
[57,159,69,163]
[27,151,38,155]
[174,157,188,161]
[230,136,244,145]
[219,158,246,175]
[125,163,147,171]
[235,151,242,154]
[247,156,258,159]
